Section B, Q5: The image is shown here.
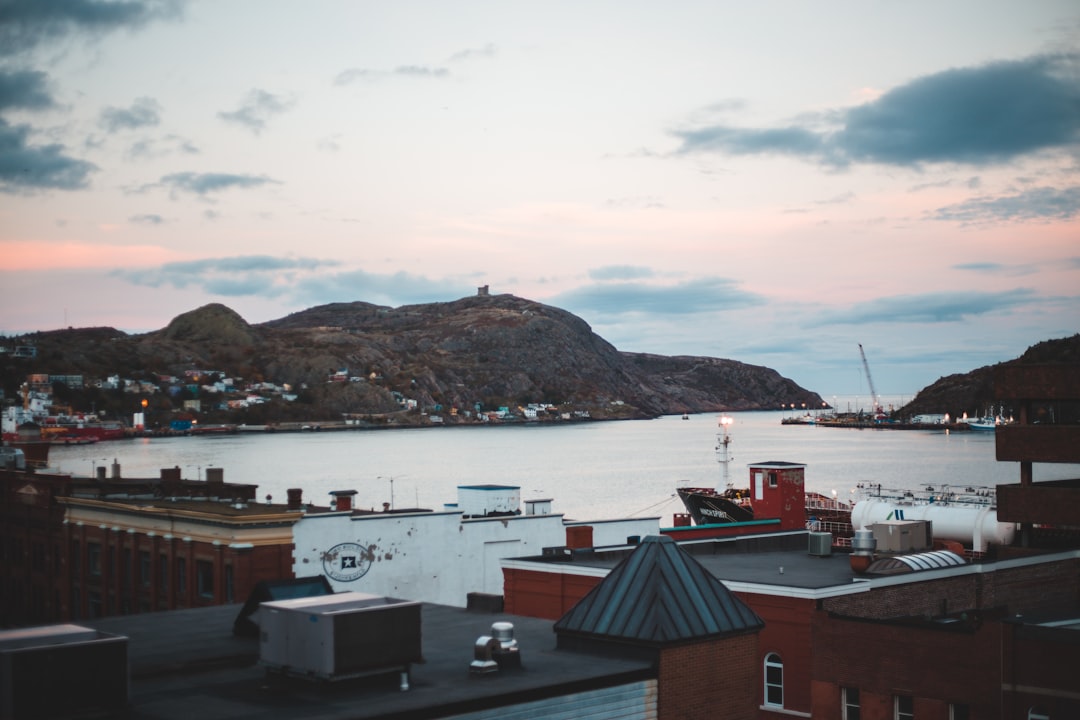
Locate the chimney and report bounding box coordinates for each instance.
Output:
[111,459,121,479]
[287,488,303,510]
[565,524,593,550]
[160,467,181,483]
[330,490,357,512]
[205,467,224,497]
[96,466,106,481]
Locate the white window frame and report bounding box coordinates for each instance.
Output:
[1027,708,1049,720]
[763,653,783,707]
[842,687,860,720]
[895,694,914,720]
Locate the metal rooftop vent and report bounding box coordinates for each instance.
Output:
[808,531,832,556]
[865,550,966,575]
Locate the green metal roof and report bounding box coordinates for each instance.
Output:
[554,535,764,645]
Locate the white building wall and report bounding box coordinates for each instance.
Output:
[293,510,567,606]
[292,510,662,607]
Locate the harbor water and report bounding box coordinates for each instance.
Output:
[45,411,1080,525]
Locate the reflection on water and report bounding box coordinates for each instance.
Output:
[47,411,1079,523]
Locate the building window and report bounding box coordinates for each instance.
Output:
[843,687,861,720]
[71,540,81,576]
[895,695,914,720]
[950,703,969,720]
[122,550,132,591]
[768,472,778,488]
[159,555,169,594]
[88,591,102,619]
[196,560,214,599]
[177,557,187,596]
[87,542,101,576]
[225,564,234,603]
[1027,709,1049,720]
[764,653,783,707]
[140,551,151,587]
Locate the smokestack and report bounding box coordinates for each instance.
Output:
[287,488,303,510]
[111,459,121,479]
[96,466,106,481]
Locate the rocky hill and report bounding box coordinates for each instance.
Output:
[2,294,823,424]
[897,334,1080,419]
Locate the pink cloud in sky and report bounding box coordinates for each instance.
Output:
[2,242,181,272]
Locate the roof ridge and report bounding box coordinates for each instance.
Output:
[554,535,763,645]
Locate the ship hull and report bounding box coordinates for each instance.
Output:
[676,488,755,525]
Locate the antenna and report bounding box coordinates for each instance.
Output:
[716,415,734,490]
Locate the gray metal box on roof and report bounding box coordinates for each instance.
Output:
[0,624,128,719]
[259,591,423,681]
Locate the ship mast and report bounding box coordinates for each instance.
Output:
[716,415,733,490]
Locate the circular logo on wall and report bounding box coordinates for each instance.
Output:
[322,542,372,582]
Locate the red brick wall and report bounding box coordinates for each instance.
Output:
[811,609,1000,719]
[658,633,758,720]
[733,592,814,715]
[823,557,1080,620]
[822,575,978,619]
[503,567,601,620]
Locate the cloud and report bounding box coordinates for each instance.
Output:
[291,269,468,306]
[217,89,293,135]
[604,195,665,209]
[334,65,450,86]
[113,256,469,307]
[931,186,1080,224]
[100,96,161,132]
[126,133,198,160]
[393,65,449,78]
[813,289,1039,325]
[136,171,279,197]
[588,266,656,281]
[129,213,164,225]
[952,262,1037,277]
[0,69,54,111]
[114,255,340,296]
[448,43,497,62]
[0,0,184,57]
[673,54,1080,167]
[0,118,97,192]
[551,277,767,317]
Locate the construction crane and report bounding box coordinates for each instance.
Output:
[858,343,881,415]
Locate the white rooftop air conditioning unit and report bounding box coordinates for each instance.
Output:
[259,591,423,681]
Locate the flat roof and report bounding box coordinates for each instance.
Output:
[80,601,653,719]
[506,532,921,595]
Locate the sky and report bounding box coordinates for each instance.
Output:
[1,1,1078,399]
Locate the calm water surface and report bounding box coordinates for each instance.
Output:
[47,411,1079,524]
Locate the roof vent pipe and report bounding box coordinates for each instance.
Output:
[851,528,876,573]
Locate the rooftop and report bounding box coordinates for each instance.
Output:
[510,530,1080,597]
[79,602,653,720]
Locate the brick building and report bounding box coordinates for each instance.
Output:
[499,363,1080,719]
[1,463,302,626]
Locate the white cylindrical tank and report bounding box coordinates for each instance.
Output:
[851,500,1014,553]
